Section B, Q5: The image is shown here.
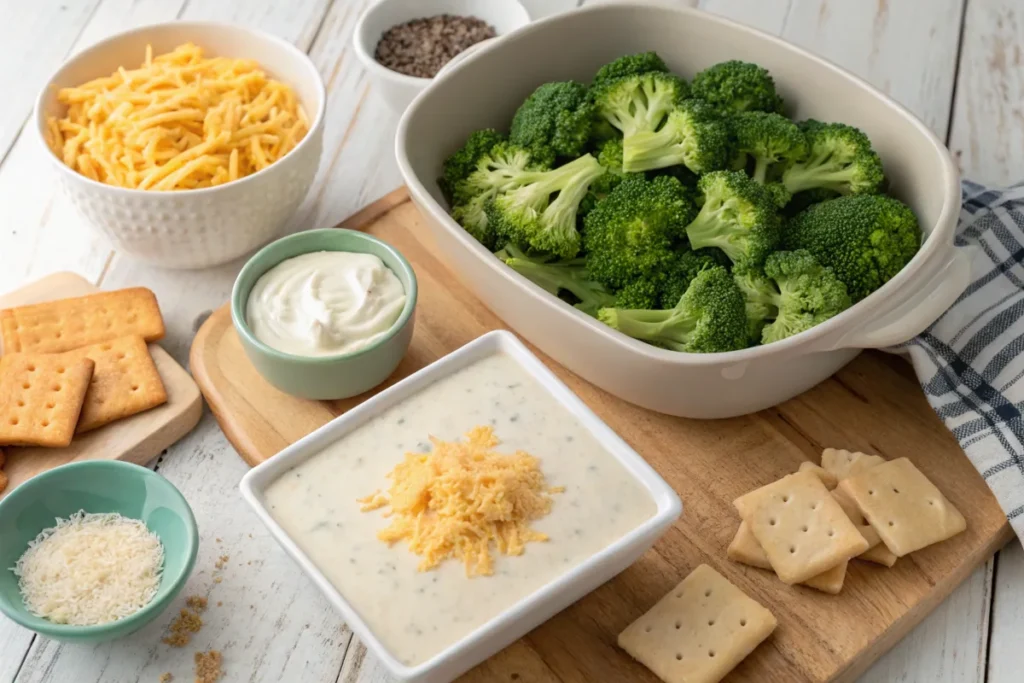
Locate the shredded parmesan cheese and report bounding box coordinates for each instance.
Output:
[13,511,164,626]
[46,43,309,190]
[358,426,564,577]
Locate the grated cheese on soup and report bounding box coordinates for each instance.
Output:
[358,425,564,577]
[13,510,164,626]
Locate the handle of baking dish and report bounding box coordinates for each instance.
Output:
[826,247,975,350]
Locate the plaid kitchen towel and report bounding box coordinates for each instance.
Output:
[901,180,1024,540]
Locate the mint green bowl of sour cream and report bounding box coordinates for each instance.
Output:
[231,228,418,400]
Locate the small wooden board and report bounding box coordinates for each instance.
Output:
[0,272,203,499]
[190,188,1013,683]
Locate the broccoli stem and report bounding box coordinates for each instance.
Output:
[622,126,690,173]
[685,197,745,262]
[752,157,770,184]
[505,257,614,313]
[598,307,698,352]
[782,161,855,194]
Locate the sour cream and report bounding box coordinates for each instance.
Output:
[246,251,406,357]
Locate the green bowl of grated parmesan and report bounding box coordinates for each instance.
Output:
[0,460,198,642]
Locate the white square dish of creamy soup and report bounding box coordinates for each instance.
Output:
[241,330,682,683]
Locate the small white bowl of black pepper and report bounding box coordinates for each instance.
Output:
[354,0,531,112]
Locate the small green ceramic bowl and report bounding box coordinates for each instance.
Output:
[231,228,418,400]
[0,460,199,643]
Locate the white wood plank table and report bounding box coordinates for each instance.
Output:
[0,1,1021,681]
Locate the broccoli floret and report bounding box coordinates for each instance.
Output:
[501,244,615,316]
[760,250,851,343]
[690,60,784,114]
[592,72,690,138]
[612,247,726,310]
[781,120,885,196]
[598,266,749,353]
[732,111,807,184]
[593,52,669,87]
[450,143,539,249]
[583,174,696,289]
[784,194,921,301]
[684,170,782,269]
[439,129,506,202]
[487,154,605,258]
[510,81,594,166]
[622,99,731,174]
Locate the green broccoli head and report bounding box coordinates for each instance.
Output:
[510,81,595,166]
[622,99,731,174]
[732,111,807,183]
[583,174,697,289]
[501,244,615,316]
[611,247,728,310]
[685,170,782,269]
[781,120,885,196]
[450,143,540,249]
[784,194,921,301]
[487,153,606,259]
[592,72,690,138]
[690,60,784,114]
[597,266,749,353]
[439,129,506,202]
[593,52,669,87]
[760,250,852,343]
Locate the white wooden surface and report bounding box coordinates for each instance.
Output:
[0,0,1021,681]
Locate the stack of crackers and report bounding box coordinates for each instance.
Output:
[0,288,169,491]
[727,448,967,594]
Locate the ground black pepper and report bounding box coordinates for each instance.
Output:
[374,14,497,79]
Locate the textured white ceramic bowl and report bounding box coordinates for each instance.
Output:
[353,0,531,113]
[33,22,326,270]
[240,330,681,683]
[396,0,970,419]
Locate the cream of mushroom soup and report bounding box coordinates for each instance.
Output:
[263,352,657,666]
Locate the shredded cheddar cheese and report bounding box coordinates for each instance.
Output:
[46,43,309,190]
[358,426,564,577]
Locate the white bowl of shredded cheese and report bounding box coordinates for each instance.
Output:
[33,22,326,270]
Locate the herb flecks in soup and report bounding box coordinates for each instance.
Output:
[358,425,565,577]
[263,352,656,665]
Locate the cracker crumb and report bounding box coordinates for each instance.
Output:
[186,596,208,613]
[215,538,222,543]
[216,601,222,607]
[213,577,222,584]
[163,608,203,647]
[214,555,229,570]
[194,650,223,683]
[160,674,173,683]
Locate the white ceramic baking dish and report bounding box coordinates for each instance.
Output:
[240,330,681,683]
[395,0,969,418]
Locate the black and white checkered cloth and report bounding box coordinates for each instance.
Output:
[901,180,1024,539]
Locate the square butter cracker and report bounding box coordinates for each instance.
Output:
[821,448,886,480]
[832,487,898,567]
[741,471,869,585]
[728,522,848,594]
[840,458,967,557]
[0,288,164,354]
[798,461,838,489]
[618,564,777,683]
[65,336,168,433]
[0,353,94,447]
